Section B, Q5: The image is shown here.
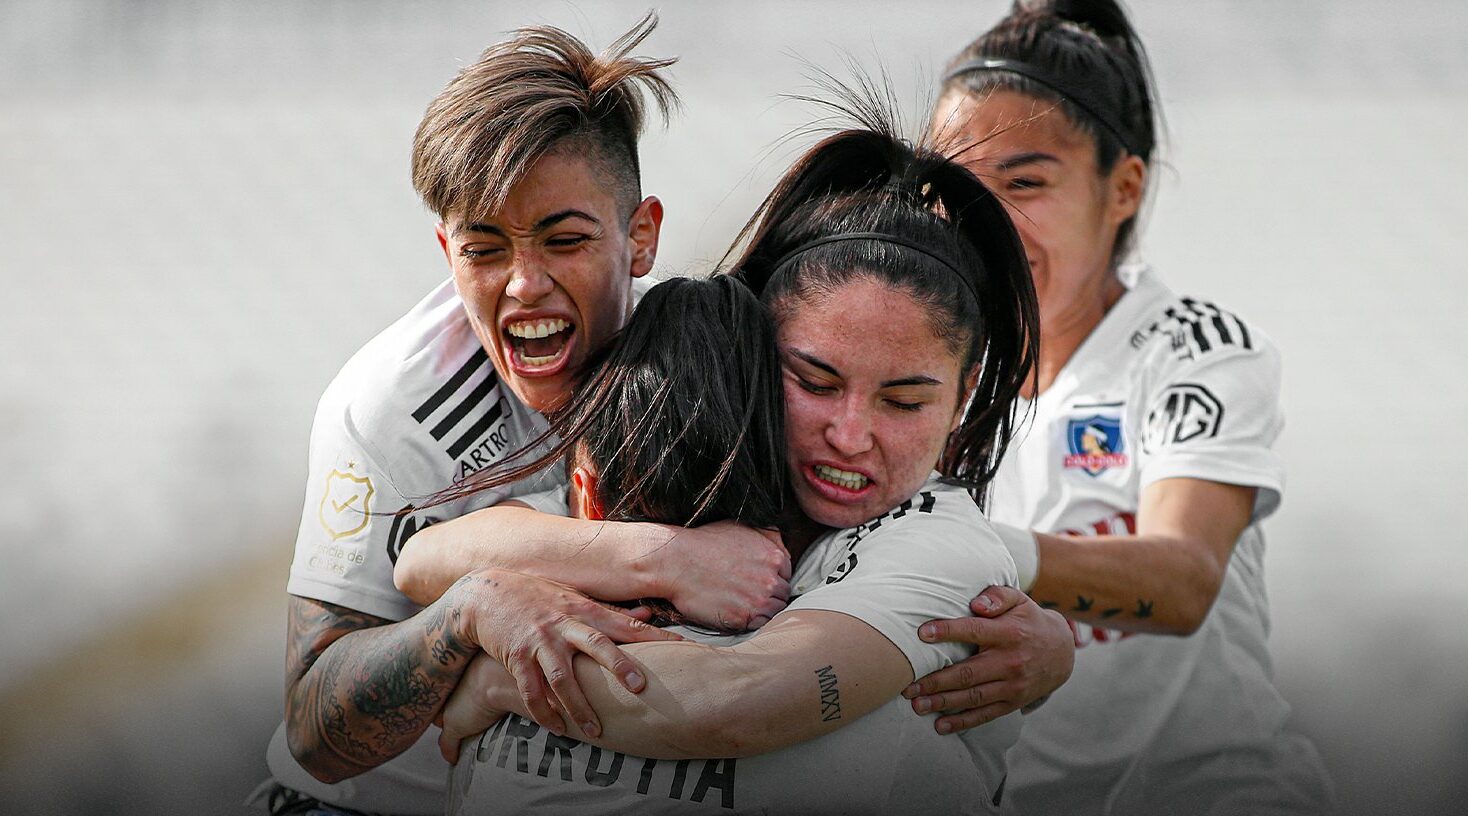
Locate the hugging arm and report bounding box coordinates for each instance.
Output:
[286,571,678,782]
[1024,477,1254,634]
[902,587,1074,732]
[907,477,1254,731]
[284,591,476,783]
[441,608,914,760]
[436,491,1005,758]
[394,504,791,630]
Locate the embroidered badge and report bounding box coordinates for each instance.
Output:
[1064,413,1129,476]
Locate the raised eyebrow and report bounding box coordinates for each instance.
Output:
[995,151,1060,172]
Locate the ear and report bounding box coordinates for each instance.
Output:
[626,196,663,279]
[1106,154,1146,228]
[435,222,453,266]
[571,465,605,521]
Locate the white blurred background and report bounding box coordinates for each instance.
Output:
[0,1,1464,813]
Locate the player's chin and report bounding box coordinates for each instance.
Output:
[503,370,576,415]
[794,486,882,531]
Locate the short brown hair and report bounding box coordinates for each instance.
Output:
[412,12,677,221]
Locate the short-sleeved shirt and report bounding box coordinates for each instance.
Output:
[450,476,1022,815]
[267,277,649,814]
[990,265,1306,808]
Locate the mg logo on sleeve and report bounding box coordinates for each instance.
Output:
[1143,383,1224,453]
[318,468,375,540]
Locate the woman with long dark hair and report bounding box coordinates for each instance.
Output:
[904,1,1334,812]
[425,113,1048,813]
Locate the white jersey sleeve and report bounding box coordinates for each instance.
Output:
[785,478,1018,679]
[285,279,563,623]
[287,374,423,621]
[1133,323,1285,521]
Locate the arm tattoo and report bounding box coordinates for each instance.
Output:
[815,665,842,723]
[1035,596,1156,622]
[285,593,476,780]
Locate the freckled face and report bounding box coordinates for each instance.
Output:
[778,278,968,530]
[931,90,1138,324]
[436,150,660,413]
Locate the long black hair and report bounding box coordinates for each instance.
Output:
[939,0,1161,261]
[420,275,786,530]
[727,93,1039,505]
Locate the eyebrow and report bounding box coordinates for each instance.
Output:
[788,349,944,389]
[454,209,602,237]
[995,151,1060,171]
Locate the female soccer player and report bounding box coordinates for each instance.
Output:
[907,1,1334,812]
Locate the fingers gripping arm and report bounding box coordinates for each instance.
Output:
[904,587,1075,733]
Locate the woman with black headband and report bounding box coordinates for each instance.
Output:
[423,113,1051,814]
[908,1,1334,813]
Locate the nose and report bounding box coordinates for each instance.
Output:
[503,247,555,304]
[825,395,874,458]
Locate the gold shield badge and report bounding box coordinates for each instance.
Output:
[318,469,375,540]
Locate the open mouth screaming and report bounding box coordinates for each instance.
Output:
[505,317,576,371]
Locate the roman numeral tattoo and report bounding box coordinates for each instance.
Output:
[815,665,842,722]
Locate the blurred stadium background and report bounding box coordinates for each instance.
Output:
[1,1,1464,813]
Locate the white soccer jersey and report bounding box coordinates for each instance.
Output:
[991,265,1325,813]
[450,476,1022,816]
[267,276,650,814]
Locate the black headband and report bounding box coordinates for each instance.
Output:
[945,57,1140,156]
[770,231,979,304]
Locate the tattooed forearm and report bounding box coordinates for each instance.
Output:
[1034,595,1158,623]
[285,598,385,685]
[285,594,476,782]
[815,664,842,723]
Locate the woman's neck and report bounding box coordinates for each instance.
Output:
[1027,270,1126,399]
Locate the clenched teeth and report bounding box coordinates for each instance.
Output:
[814,464,869,491]
[506,318,571,339]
